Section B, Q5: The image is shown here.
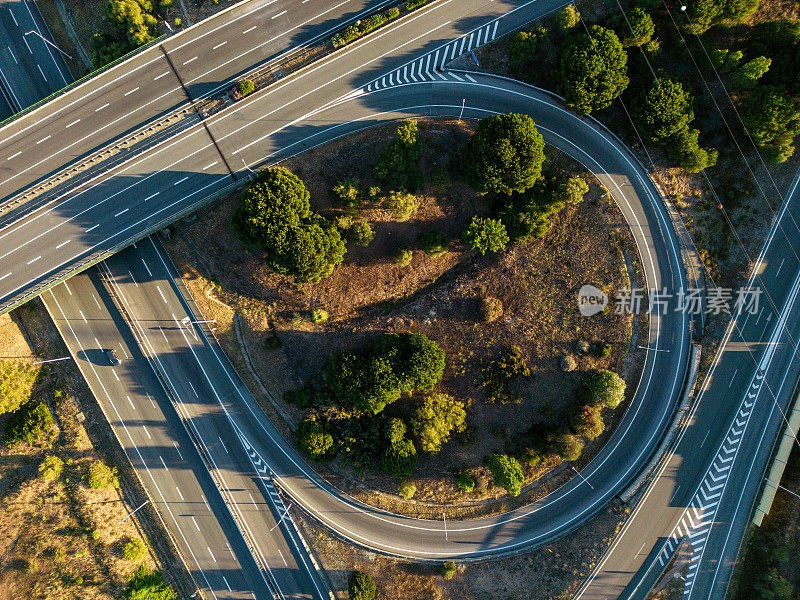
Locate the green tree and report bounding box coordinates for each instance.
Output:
[411,394,466,452]
[232,168,346,283]
[462,216,509,255]
[90,32,131,67]
[5,401,54,446]
[583,369,626,408]
[499,169,571,241]
[348,571,376,600]
[106,0,159,47]
[385,418,407,444]
[730,56,771,89]
[398,480,416,499]
[39,455,63,481]
[569,404,605,440]
[0,360,37,415]
[509,30,537,62]
[381,437,417,476]
[555,4,580,30]
[565,176,589,204]
[672,127,719,172]
[465,113,546,195]
[332,179,361,207]
[489,454,525,496]
[87,459,118,489]
[350,221,375,246]
[741,86,800,162]
[633,76,695,142]
[614,7,655,48]
[555,25,629,113]
[297,418,333,459]
[375,120,423,191]
[682,0,725,35]
[125,567,177,600]
[393,245,413,266]
[555,432,585,461]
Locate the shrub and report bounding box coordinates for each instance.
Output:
[375,121,423,190]
[465,113,545,195]
[613,7,655,48]
[5,401,54,446]
[555,4,579,30]
[125,566,177,600]
[398,480,416,499]
[441,561,458,580]
[232,168,346,283]
[332,8,399,47]
[123,539,147,562]
[457,470,475,492]
[311,309,329,323]
[264,331,282,351]
[236,79,255,97]
[405,0,429,9]
[386,190,419,221]
[568,404,605,440]
[348,571,376,600]
[483,346,531,404]
[39,455,63,481]
[91,32,131,67]
[411,394,467,452]
[555,433,584,461]
[462,217,509,255]
[498,168,571,241]
[332,179,361,207]
[565,176,589,204]
[87,460,118,490]
[174,17,182,27]
[479,297,504,322]
[419,230,449,257]
[730,56,771,90]
[381,438,417,476]
[488,454,525,496]
[297,418,333,459]
[554,26,629,114]
[0,360,38,415]
[350,221,375,246]
[393,245,413,267]
[509,30,538,62]
[90,529,101,541]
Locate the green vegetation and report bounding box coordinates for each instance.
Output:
[311,309,329,323]
[381,436,417,476]
[5,401,54,446]
[405,0,431,10]
[730,56,771,89]
[482,345,530,404]
[92,0,172,66]
[125,567,177,600]
[332,179,361,207]
[509,30,539,63]
[462,216,509,255]
[612,7,655,48]
[236,79,255,97]
[419,230,449,257]
[741,86,800,163]
[568,403,605,440]
[332,8,400,48]
[348,571,376,600]
[123,539,147,562]
[565,176,589,204]
[326,332,445,414]
[465,113,546,195]
[555,4,580,31]
[497,167,576,241]
[554,25,629,114]
[386,190,419,221]
[488,453,525,496]
[393,245,413,266]
[375,121,423,191]
[0,360,37,415]
[410,394,467,452]
[39,455,64,481]
[441,560,458,580]
[297,417,334,459]
[349,221,375,246]
[581,369,626,408]
[457,469,475,492]
[87,459,118,490]
[554,432,585,461]
[232,168,346,283]
[398,480,416,499]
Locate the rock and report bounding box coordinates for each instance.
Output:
[560,355,577,372]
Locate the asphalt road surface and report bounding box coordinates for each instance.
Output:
[43,271,275,600]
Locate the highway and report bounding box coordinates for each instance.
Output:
[44,271,275,600]
[576,171,800,600]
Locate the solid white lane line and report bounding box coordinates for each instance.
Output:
[124,87,140,96]
[85,224,99,233]
[207,547,216,563]
[183,56,198,65]
[212,41,227,50]
[202,161,217,170]
[142,425,151,439]
[218,436,228,453]
[0,273,10,281]
[271,9,287,18]
[55,239,70,249]
[26,256,41,265]
[188,381,198,397]
[95,103,110,112]
[175,486,184,500]
[65,119,80,128]
[143,191,160,201]
[113,371,120,381]
[114,208,129,218]
[36,135,51,144]
[191,516,200,531]
[156,285,167,304]
[173,176,189,185]
[242,25,256,34]
[63,281,71,295]
[142,259,153,277]
[78,309,87,323]
[6,151,21,160]
[154,71,169,80]
[8,7,17,26]
[173,442,183,460]
[7,47,16,64]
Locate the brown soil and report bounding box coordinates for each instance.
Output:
[296,498,628,600]
[0,300,192,599]
[164,118,645,515]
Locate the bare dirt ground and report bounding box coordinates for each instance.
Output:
[165,118,645,517]
[297,498,628,600]
[0,300,191,599]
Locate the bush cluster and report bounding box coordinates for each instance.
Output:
[482,346,531,404]
[375,121,424,191]
[332,9,400,48]
[5,401,54,446]
[92,0,172,66]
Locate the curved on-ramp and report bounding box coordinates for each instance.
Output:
[186,72,694,561]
